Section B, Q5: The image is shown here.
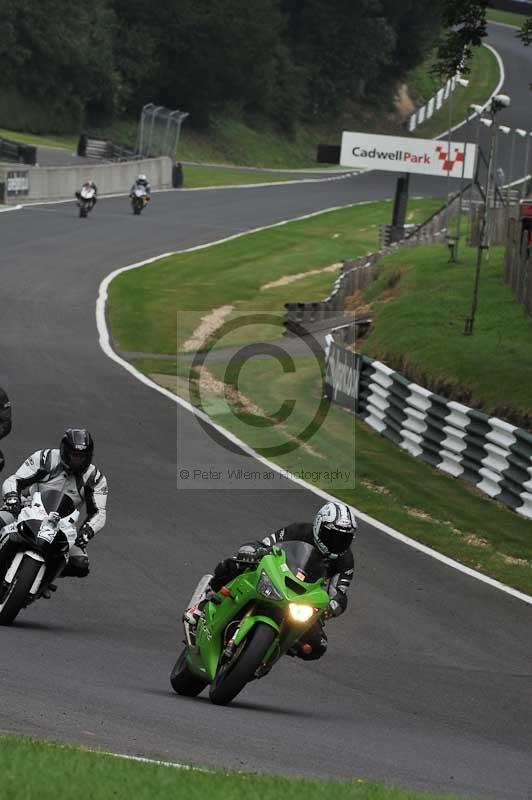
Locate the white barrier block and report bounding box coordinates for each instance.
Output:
[477,466,504,497]
[516,493,532,519]
[439,450,465,477]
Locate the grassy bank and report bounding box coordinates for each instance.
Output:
[487,7,527,26]
[358,243,532,429]
[0,735,460,800]
[108,199,532,595]
[108,198,443,355]
[0,127,78,151]
[413,44,500,139]
[180,165,344,188]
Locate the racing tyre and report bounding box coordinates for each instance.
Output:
[209,622,276,706]
[170,649,208,696]
[0,556,41,626]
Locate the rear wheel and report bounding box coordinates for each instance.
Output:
[209,622,276,706]
[0,556,42,626]
[170,648,208,696]
[79,204,87,218]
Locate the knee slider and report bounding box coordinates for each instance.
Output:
[64,555,90,578]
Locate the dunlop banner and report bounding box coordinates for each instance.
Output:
[325,340,361,413]
[340,131,477,179]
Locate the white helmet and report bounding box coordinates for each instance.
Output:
[137,174,147,182]
[312,502,356,558]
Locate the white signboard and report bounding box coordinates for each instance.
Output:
[7,171,29,195]
[340,131,477,179]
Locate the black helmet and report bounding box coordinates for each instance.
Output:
[312,502,357,559]
[60,428,94,475]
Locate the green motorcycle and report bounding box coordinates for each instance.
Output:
[170,540,331,705]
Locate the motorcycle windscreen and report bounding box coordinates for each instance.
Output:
[39,487,76,518]
[276,540,327,583]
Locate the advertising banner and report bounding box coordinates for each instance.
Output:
[340,131,477,179]
[324,340,361,413]
[6,170,29,197]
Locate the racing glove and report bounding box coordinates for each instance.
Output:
[75,523,95,548]
[2,492,21,517]
[236,543,268,563]
[324,597,345,620]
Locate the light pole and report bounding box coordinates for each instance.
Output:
[454,103,483,260]
[445,76,469,251]
[465,93,511,335]
[524,132,532,198]
[497,125,511,216]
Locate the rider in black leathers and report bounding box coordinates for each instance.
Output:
[184,502,356,660]
[0,387,11,473]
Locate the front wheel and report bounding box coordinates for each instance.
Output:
[0,556,42,625]
[79,204,87,218]
[170,648,208,696]
[209,622,277,706]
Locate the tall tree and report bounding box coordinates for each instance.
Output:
[434,0,488,78]
[0,0,117,127]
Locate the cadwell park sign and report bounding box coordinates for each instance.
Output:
[340,131,477,179]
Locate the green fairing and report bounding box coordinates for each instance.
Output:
[182,543,330,697]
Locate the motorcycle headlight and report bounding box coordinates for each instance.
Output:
[257,571,284,601]
[289,603,314,623]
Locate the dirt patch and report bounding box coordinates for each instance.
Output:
[343,291,371,315]
[406,507,436,522]
[261,263,341,291]
[463,534,490,549]
[181,305,234,352]
[360,478,391,495]
[395,83,416,122]
[501,554,530,566]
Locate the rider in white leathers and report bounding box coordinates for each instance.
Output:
[0,429,108,584]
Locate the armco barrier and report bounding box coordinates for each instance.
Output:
[324,338,532,519]
[0,136,36,165]
[0,157,173,203]
[408,76,457,133]
[77,134,136,161]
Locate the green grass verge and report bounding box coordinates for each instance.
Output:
[108,194,532,595]
[0,127,78,151]
[136,347,532,595]
[0,735,461,800]
[181,165,326,188]
[487,7,527,26]
[108,197,443,355]
[359,243,532,428]
[413,45,500,139]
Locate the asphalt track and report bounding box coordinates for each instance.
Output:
[0,22,531,800]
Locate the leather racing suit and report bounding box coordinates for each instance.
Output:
[207,522,355,660]
[0,448,108,577]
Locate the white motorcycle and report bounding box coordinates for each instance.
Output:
[78,185,96,218]
[131,186,149,215]
[0,486,79,625]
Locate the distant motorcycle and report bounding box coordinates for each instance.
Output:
[77,186,96,219]
[0,485,79,625]
[131,186,149,215]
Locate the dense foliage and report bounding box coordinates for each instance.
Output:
[0,0,486,132]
